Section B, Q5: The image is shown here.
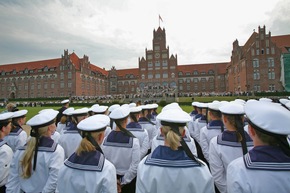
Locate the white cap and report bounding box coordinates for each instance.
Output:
[77,114,110,132]
[259,98,272,102]
[12,110,28,118]
[157,109,191,124]
[61,99,70,104]
[234,99,246,105]
[191,102,198,106]
[245,101,290,135]
[38,108,54,114]
[279,98,290,105]
[142,104,154,110]
[129,103,136,108]
[27,110,58,128]
[208,102,222,111]
[130,106,142,113]
[91,104,99,108]
[91,105,108,113]
[109,106,130,120]
[161,102,182,112]
[196,102,208,109]
[63,107,75,115]
[219,102,244,115]
[0,112,14,122]
[152,103,158,108]
[71,108,89,116]
[108,104,120,112]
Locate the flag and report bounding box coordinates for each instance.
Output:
[159,15,163,22]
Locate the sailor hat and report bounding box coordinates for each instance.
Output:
[245,101,290,135]
[208,102,222,111]
[108,104,120,112]
[152,103,158,109]
[219,102,244,115]
[63,107,75,115]
[157,109,191,124]
[198,102,208,109]
[0,112,14,122]
[129,103,136,108]
[61,99,70,104]
[77,114,110,132]
[279,98,290,105]
[130,106,142,113]
[38,109,55,114]
[12,109,28,118]
[142,104,154,110]
[161,102,182,112]
[259,98,272,102]
[91,105,108,113]
[109,105,130,120]
[71,108,89,116]
[285,101,290,110]
[27,110,58,128]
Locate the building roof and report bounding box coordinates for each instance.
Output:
[272,34,290,53]
[116,68,139,78]
[178,62,228,74]
[90,63,108,76]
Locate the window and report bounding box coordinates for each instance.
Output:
[44,83,48,89]
[37,83,41,89]
[60,82,64,88]
[268,71,275,79]
[178,71,183,76]
[155,61,160,67]
[60,72,64,80]
[266,48,270,55]
[256,49,259,55]
[162,53,167,58]
[256,41,259,48]
[163,73,168,78]
[51,83,54,89]
[193,70,198,75]
[208,70,214,75]
[148,62,153,67]
[200,71,206,75]
[178,79,183,83]
[261,49,264,55]
[269,84,275,91]
[193,78,198,83]
[148,73,153,79]
[271,47,275,54]
[31,83,34,90]
[253,59,259,68]
[147,54,152,60]
[201,78,206,82]
[179,85,183,91]
[185,72,191,76]
[155,74,160,78]
[186,78,191,83]
[251,49,255,56]
[254,85,260,92]
[68,82,72,88]
[141,74,145,79]
[267,58,274,67]
[266,40,269,47]
[253,70,260,80]
[68,72,72,79]
[162,60,168,67]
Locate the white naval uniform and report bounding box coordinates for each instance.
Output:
[187,114,202,141]
[6,137,64,193]
[51,131,60,143]
[151,133,197,156]
[56,122,66,134]
[193,115,207,144]
[58,123,82,159]
[227,146,290,193]
[209,131,253,193]
[126,122,150,159]
[199,120,223,162]
[138,117,157,147]
[57,151,117,193]
[0,140,13,188]
[101,131,140,185]
[4,127,27,152]
[136,145,215,193]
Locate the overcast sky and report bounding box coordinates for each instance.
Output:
[0,0,289,70]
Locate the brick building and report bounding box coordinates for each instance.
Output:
[0,25,289,99]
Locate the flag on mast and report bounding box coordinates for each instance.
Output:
[159,14,163,22]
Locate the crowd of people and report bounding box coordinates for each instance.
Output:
[1,97,290,193]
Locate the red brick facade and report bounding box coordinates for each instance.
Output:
[0,26,289,99]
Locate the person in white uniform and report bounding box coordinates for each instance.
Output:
[227,101,290,193]
[200,102,225,162]
[4,110,28,152]
[56,107,74,134]
[90,105,112,137]
[6,109,64,193]
[209,102,253,193]
[127,106,150,159]
[57,114,117,193]
[136,108,214,193]
[102,105,140,193]
[58,108,89,159]
[0,112,14,192]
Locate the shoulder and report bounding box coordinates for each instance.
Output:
[0,144,13,156]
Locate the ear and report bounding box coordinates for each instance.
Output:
[248,124,256,138]
[181,129,186,137]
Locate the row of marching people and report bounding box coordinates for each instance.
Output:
[1,98,290,193]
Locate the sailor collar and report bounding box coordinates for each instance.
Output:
[126,122,143,131]
[244,146,290,171]
[65,151,105,171]
[19,136,57,152]
[145,146,200,168]
[103,130,133,148]
[217,130,253,147]
[0,139,6,147]
[9,126,23,136]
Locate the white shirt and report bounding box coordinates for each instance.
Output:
[0,140,13,187]
[6,137,64,193]
[138,118,157,147]
[4,127,27,152]
[136,146,215,193]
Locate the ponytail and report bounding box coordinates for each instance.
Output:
[162,125,182,150]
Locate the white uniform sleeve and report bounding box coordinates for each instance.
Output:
[209,137,227,193]
[187,120,195,138]
[15,131,28,150]
[227,160,244,193]
[199,127,209,162]
[42,145,65,193]
[121,139,140,185]
[0,146,13,186]
[102,162,118,193]
[140,131,150,159]
[6,151,21,193]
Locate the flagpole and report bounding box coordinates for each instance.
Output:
[159,15,160,27]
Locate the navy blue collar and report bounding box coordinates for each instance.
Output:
[194,114,202,119]
[244,146,290,171]
[209,120,223,127]
[67,123,78,131]
[9,126,23,135]
[106,130,131,143]
[145,146,200,168]
[0,139,6,147]
[65,151,105,171]
[200,115,207,121]
[138,117,149,122]
[39,136,54,147]
[190,110,198,116]
[222,130,252,142]
[127,122,142,129]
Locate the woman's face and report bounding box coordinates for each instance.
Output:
[2,122,12,136]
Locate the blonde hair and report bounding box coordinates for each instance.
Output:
[60,115,67,124]
[76,132,102,156]
[161,125,184,150]
[21,126,48,179]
